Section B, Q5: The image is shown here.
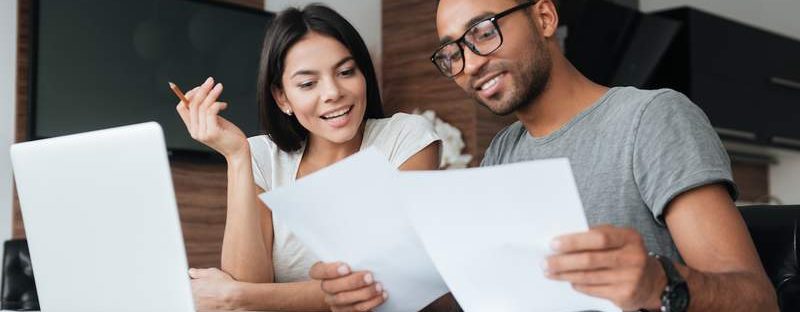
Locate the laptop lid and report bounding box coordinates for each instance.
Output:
[10,122,194,312]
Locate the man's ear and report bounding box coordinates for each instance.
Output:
[537,0,560,39]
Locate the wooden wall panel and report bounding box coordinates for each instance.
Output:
[12,0,263,269]
[13,0,30,240]
[382,0,478,165]
[382,0,517,167]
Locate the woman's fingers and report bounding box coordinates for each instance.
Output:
[205,102,227,136]
[325,283,383,306]
[353,291,387,311]
[190,77,215,137]
[176,102,190,130]
[320,271,375,294]
[199,83,223,139]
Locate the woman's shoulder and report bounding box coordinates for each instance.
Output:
[247,134,307,167]
[366,112,436,135]
[364,113,441,168]
[247,134,277,151]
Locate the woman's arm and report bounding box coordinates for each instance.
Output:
[175,78,274,282]
[399,141,441,171]
[190,268,329,311]
[178,79,330,309]
[220,151,274,283]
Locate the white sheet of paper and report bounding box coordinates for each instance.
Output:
[400,158,621,312]
[258,148,449,312]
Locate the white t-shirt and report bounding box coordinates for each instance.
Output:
[246,113,441,282]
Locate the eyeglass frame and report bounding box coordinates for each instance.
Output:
[430,0,540,78]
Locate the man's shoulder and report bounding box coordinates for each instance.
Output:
[605,87,689,114]
[481,121,526,167]
[491,121,526,146]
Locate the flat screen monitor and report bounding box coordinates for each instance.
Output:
[31,0,274,155]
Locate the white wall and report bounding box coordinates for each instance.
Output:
[640,0,800,204]
[2,1,18,247]
[264,0,382,75]
[640,0,800,41]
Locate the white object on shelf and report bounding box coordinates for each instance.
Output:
[412,109,473,169]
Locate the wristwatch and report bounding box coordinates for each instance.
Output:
[650,253,690,312]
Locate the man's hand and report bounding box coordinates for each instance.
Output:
[544,225,667,311]
[309,261,388,312]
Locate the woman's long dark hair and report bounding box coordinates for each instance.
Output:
[257,4,384,152]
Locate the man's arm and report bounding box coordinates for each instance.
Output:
[660,183,777,311]
[545,183,777,311]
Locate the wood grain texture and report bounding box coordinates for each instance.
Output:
[11,0,262,269]
[382,0,518,166]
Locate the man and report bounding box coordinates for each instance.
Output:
[309,0,777,311]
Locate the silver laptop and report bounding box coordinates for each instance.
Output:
[10,122,195,312]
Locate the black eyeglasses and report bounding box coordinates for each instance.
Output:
[431,0,539,78]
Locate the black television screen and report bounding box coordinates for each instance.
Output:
[31,0,273,154]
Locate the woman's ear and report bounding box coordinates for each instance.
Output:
[271,86,293,116]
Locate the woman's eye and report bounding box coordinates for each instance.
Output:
[298,81,316,89]
[339,68,356,77]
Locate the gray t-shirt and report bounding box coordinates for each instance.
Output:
[481,87,737,261]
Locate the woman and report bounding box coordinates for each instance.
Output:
[175,4,441,312]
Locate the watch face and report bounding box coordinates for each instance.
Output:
[667,283,690,311]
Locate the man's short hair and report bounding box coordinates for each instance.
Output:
[434,0,559,11]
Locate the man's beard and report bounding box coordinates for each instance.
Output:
[473,36,552,116]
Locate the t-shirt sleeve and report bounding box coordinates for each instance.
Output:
[633,90,738,223]
[247,136,273,192]
[386,114,442,168]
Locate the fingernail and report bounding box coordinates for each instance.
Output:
[363,273,374,285]
[336,264,350,276]
[550,239,561,251]
[205,77,213,85]
[382,291,389,300]
[375,282,383,293]
[540,260,549,272]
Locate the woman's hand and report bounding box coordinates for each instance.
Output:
[309,261,388,312]
[189,267,243,311]
[176,77,248,160]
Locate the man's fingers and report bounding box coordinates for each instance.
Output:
[310,261,351,280]
[320,271,374,294]
[571,283,616,300]
[548,266,625,285]
[551,226,628,253]
[545,249,625,274]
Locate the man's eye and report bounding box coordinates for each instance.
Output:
[480,28,497,39]
[298,81,315,89]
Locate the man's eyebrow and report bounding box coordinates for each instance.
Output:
[438,12,495,46]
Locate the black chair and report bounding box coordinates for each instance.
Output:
[1,239,39,311]
[739,205,800,312]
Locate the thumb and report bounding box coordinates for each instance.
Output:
[188,268,209,279]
